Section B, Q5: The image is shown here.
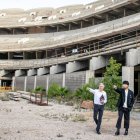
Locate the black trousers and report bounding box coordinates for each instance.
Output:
[93,104,104,131]
[116,107,130,129]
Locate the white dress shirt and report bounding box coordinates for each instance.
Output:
[123,89,128,108]
[88,88,107,105]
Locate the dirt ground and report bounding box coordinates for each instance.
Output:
[0,99,140,140]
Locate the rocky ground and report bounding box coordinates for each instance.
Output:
[0,99,140,140]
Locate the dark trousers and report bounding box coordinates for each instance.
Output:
[93,104,104,131]
[116,107,130,130]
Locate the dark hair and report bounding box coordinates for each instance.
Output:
[123,81,129,85]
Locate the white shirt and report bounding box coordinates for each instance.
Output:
[88,88,107,105]
[123,89,128,108]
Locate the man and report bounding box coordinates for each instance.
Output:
[113,81,135,136]
[88,83,107,134]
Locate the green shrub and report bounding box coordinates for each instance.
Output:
[103,57,122,110]
[74,78,99,102]
[33,86,46,95]
[48,83,69,99]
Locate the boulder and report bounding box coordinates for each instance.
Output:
[81,100,93,109]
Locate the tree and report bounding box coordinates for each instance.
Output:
[103,57,122,110]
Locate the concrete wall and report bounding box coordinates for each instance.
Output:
[48,74,63,87]
[65,71,86,91]
[26,76,35,91]
[36,76,47,89]
[15,77,25,91]
[14,70,94,92]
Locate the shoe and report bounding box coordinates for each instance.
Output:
[115,129,120,136]
[96,130,101,135]
[124,130,128,135]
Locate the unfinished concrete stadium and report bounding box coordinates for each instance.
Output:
[0,0,140,108]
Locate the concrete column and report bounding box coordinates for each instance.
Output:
[46,76,49,91]
[27,69,37,76]
[24,77,27,91]
[126,49,138,66]
[122,66,134,91]
[57,25,59,32]
[90,56,107,71]
[34,76,37,90]
[69,23,71,30]
[62,73,66,87]
[12,77,15,91]
[138,72,140,95]
[66,61,88,73]
[15,70,26,77]
[37,67,49,76]
[138,48,140,65]
[85,70,95,83]
[23,52,28,59]
[50,65,66,74]
[8,52,13,60]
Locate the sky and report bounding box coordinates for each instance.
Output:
[0,0,95,10]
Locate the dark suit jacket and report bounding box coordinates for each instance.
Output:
[115,88,134,111]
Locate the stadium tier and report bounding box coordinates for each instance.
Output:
[0,0,140,107]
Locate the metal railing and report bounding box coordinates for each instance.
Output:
[0,29,140,69]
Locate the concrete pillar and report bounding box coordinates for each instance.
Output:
[62,73,66,87]
[50,65,66,74]
[90,56,107,71]
[69,23,71,30]
[27,69,37,76]
[24,77,27,91]
[138,72,140,95]
[37,67,49,76]
[85,70,95,83]
[12,77,15,91]
[66,61,88,73]
[46,76,49,91]
[0,80,1,87]
[126,49,138,66]
[122,66,134,91]
[138,48,140,65]
[15,70,26,77]
[34,76,37,90]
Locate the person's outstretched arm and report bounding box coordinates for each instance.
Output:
[113,85,122,94]
[87,87,96,94]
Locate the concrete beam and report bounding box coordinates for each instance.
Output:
[122,66,134,91]
[27,69,37,76]
[15,70,26,77]
[66,61,88,73]
[0,70,10,77]
[50,65,66,74]
[37,67,49,76]
[90,56,107,71]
